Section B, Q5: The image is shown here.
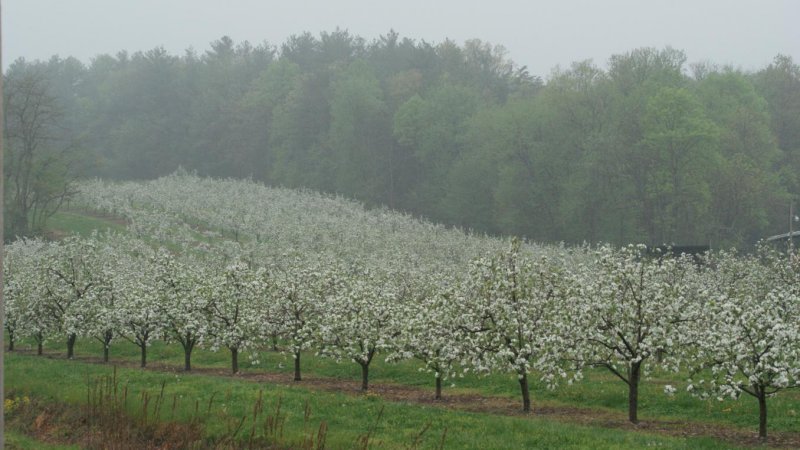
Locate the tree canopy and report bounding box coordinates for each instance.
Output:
[6,32,799,247]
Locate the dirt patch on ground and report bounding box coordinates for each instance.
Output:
[14,349,800,449]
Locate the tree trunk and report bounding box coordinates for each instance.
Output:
[67,333,76,359]
[140,344,147,368]
[435,376,442,400]
[102,330,112,363]
[757,387,768,441]
[35,332,43,355]
[628,362,641,424]
[231,347,239,374]
[360,362,369,392]
[519,372,531,413]
[294,352,301,381]
[183,341,194,372]
[7,331,14,351]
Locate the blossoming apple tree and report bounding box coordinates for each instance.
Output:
[572,245,700,423]
[458,239,570,412]
[687,248,800,441]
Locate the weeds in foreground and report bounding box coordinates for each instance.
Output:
[9,366,444,449]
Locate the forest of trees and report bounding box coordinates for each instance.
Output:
[3,30,799,247]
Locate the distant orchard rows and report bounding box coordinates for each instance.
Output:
[4,173,799,440]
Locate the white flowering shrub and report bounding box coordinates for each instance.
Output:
[318,265,402,391]
[390,272,465,400]
[200,261,264,374]
[458,239,570,412]
[113,238,165,368]
[153,250,209,371]
[41,235,108,359]
[4,239,53,353]
[81,236,122,362]
[571,244,701,423]
[267,255,338,381]
[687,247,800,440]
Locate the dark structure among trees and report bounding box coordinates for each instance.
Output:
[765,230,800,246]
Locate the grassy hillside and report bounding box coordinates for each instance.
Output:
[4,179,798,449]
[6,347,747,449]
[46,210,128,237]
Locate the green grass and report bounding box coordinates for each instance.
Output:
[11,336,800,441]
[39,336,796,435]
[47,207,226,254]
[5,351,740,449]
[47,210,127,237]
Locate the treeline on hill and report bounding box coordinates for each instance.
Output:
[3,30,800,247]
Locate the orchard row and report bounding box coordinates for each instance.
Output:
[6,174,800,440]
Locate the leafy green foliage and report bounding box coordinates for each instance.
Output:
[8,34,800,247]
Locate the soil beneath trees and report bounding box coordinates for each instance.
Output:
[12,349,800,449]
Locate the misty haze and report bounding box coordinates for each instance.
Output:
[2,1,800,448]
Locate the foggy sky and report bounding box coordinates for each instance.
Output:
[5,0,799,77]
